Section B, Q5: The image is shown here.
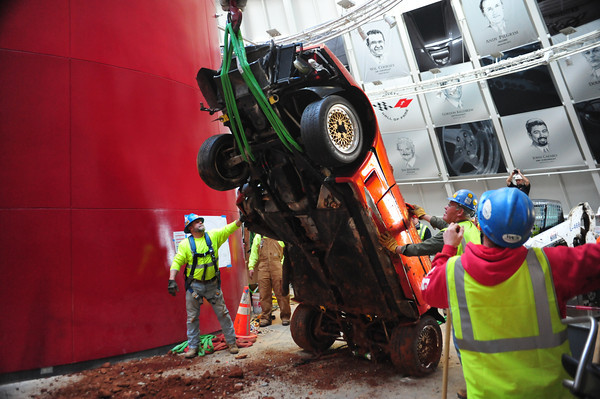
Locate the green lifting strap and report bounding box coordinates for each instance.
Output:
[221,27,254,162]
[220,22,303,161]
[197,334,216,357]
[171,340,189,353]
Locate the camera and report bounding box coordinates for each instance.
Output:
[513,169,519,174]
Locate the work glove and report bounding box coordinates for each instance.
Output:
[168,279,179,296]
[407,203,426,219]
[379,232,398,253]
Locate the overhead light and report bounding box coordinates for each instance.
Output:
[337,0,355,9]
[490,51,504,61]
[559,27,577,36]
[384,15,397,28]
[266,28,281,37]
[566,56,573,66]
[429,68,441,74]
[357,26,367,41]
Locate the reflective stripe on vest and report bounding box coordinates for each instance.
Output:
[453,249,567,353]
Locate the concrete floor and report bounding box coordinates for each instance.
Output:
[0,305,467,399]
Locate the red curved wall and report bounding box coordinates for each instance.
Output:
[0,0,245,374]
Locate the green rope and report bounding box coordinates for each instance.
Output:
[220,22,303,160]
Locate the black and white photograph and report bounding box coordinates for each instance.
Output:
[371,93,426,133]
[481,43,562,116]
[421,63,489,126]
[575,98,600,164]
[349,19,410,83]
[381,130,440,180]
[537,0,600,36]
[403,0,470,72]
[554,20,600,103]
[461,0,537,56]
[501,106,585,170]
[435,120,506,176]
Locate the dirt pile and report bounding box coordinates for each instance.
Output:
[32,345,401,399]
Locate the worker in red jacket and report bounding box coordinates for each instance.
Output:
[421,187,600,399]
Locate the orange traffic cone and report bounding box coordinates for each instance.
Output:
[233,286,251,336]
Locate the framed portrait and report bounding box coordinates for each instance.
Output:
[435,120,506,176]
[574,99,600,164]
[371,92,426,133]
[554,20,600,103]
[403,0,470,72]
[500,106,585,170]
[381,130,440,181]
[421,63,490,126]
[349,19,410,83]
[537,0,600,36]
[481,43,562,116]
[460,0,538,57]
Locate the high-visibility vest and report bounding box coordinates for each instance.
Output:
[451,220,481,255]
[446,248,571,399]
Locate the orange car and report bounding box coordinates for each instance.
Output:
[196,41,442,376]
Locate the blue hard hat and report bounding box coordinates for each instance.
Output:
[477,187,535,248]
[448,189,478,212]
[184,213,204,234]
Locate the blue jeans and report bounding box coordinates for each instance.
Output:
[185,279,236,349]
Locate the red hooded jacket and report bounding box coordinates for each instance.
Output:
[422,242,600,318]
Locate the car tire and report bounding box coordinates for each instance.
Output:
[389,315,442,377]
[290,304,336,353]
[300,95,363,168]
[197,134,249,191]
[440,122,501,176]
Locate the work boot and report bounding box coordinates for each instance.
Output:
[281,318,290,326]
[457,388,467,399]
[228,343,239,354]
[259,318,271,327]
[184,347,198,358]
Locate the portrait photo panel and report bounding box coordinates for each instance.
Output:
[404,0,470,72]
[461,0,538,57]
[381,130,440,181]
[435,120,506,176]
[349,19,410,83]
[500,106,585,171]
[421,63,489,126]
[554,20,600,103]
[371,92,426,133]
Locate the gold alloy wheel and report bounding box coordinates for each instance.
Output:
[326,104,359,155]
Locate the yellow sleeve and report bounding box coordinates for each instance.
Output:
[248,234,261,270]
[170,238,191,272]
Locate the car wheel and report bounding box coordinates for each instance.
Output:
[300,95,363,167]
[197,134,249,191]
[441,123,501,175]
[290,304,336,353]
[390,315,442,376]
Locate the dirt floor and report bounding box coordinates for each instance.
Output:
[0,305,465,399]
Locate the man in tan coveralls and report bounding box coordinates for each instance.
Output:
[248,234,291,327]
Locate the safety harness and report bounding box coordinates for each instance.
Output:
[184,234,220,293]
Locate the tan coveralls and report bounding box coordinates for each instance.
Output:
[248,234,291,323]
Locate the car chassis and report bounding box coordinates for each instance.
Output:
[196,37,443,376]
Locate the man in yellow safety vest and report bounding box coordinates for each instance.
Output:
[422,187,600,398]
